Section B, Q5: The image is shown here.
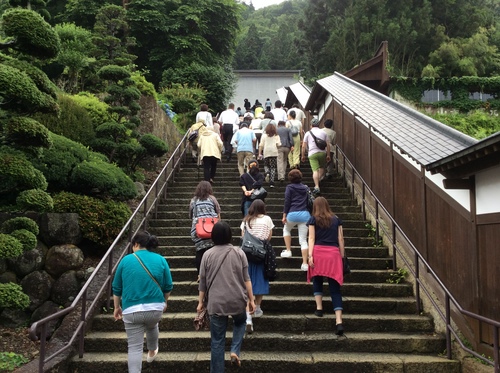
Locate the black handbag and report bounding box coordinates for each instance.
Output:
[240,226,266,263]
[310,131,327,150]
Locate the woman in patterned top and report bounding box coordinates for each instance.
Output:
[240,199,274,333]
[189,180,221,277]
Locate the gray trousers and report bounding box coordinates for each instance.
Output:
[123,310,163,373]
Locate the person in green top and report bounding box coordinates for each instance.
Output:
[113,230,173,372]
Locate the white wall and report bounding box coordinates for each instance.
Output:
[476,166,500,214]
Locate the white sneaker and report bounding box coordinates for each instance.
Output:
[254,308,263,318]
[246,321,253,334]
[301,263,309,271]
[281,250,292,258]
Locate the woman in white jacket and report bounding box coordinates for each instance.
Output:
[197,128,223,184]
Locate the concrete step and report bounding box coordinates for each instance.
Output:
[70,351,459,373]
[82,331,446,354]
[151,210,365,220]
[156,295,419,315]
[92,312,434,333]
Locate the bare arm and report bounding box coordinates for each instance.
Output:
[338,226,345,257]
[308,225,316,267]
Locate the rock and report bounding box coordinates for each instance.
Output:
[0,271,18,284]
[30,301,62,340]
[45,244,84,278]
[20,270,54,311]
[0,308,30,328]
[134,182,146,198]
[40,213,82,246]
[6,247,44,278]
[51,270,81,307]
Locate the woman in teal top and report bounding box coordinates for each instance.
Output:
[113,230,173,373]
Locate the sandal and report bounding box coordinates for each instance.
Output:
[230,353,241,367]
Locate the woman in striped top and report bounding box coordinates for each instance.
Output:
[240,199,274,333]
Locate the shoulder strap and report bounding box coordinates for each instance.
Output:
[133,253,161,291]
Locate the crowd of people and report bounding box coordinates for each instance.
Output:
[112,100,344,373]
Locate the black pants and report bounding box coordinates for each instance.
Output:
[203,156,218,181]
[222,124,234,159]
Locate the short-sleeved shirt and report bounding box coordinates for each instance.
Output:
[234,128,256,152]
[303,127,328,156]
[307,215,343,247]
[219,109,239,127]
[240,214,275,241]
[196,111,213,128]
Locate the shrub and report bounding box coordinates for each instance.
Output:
[131,72,157,99]
[69,160,137,200]
[140,134,168,157]
[34,94,95,146]
[97,65,130,81]
[0,282,30,310]
[5,116,52,148]
[10,229,37,251]
[1,217,39,236]
[53,191,131,249]
[16,189,54,212]
[0,351,29,372]
[0,234,23,259]
[70,92,113,128]
[0,151,48,195]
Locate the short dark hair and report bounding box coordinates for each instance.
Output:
[132,230,159,250]
[212,221,232,245]
[288,110,296,119]
[200,103,208,111]
[275,100,282,108]
[288,169,303,183]
[324,119,333,128]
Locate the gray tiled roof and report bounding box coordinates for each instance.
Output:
[288,82,311,108]
[316,73,478,166]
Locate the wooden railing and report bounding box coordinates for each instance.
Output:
[28,133,189,372]
[334,145,499,373]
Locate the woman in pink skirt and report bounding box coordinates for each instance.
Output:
[306,196,345,336]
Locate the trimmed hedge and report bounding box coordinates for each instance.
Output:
[16,189,54,212]
[5,116,52,148]
[0,234,23,259]
[10,229,37,252]
[97,65,130,81]
[70,92,113,128]
[0,282,30,310]
[69,160,137,200]
[0,152,48,195]
[53,191,131,249]
[140,134,168,157]
[1,217,39,236]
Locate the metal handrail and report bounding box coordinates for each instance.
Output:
[28,133,189,372]
[334,146,499,372]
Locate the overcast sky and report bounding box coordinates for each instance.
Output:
[243,0,285,9]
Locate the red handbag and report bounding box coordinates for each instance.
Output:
[195,217,218,239]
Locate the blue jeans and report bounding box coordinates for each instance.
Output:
[312,276,343,311]
[209,312,247,373]
[243,200,252,216]
[123,310,163,373]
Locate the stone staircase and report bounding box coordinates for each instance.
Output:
[69,158,460,372]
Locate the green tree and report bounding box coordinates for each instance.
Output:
[64,0,121,29]
[234,24,263,69]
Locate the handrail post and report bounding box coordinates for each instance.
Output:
[79,291,87,358]
[392,224,397,270]
[38,325,47,373]
[446,294,452,359]
[351,166,355,201]
[375,201,380,244]
[415,253,421,314]
[494,325,499,373]
[362,184,366,221]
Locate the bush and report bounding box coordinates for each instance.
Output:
[0,351,29,372]
[5,116,52,148]
[16,189,54,212]
[9,229,37,251]
[1,217,39,236]
[0,282,30,310]
[131,72,157,99]
[0,151,48,195]
[140,134,168,157]
[34,94,95,146]
[0,234,23,259]
[53,191,131,249]
[70,92,113,128]
[70,160,137,200]
[97,65,130,81]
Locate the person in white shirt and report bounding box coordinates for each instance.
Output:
[218,103,240,162]
[301,118,330,196]
[195,104,213,128]
[322,119,337,179]
[288,104,306,128]
[270,100,287,123]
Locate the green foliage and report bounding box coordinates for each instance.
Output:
[97,65,131,82]
[34,94,95,146]
[53,191,131,248]
[0,64,59,114]
[365,223,383,247]
[139,134,168,157]
[64,0,122,29]
[427,111,500,140]
[69,160,137,200]
[1,8,60,59]
[1,217,39,236]
[387,268,408,284]
[9,229,37,252]
[158,83,206,130]
[0,151,48,196]
[0,351,29,372]
[4,117,52,148]
[0,234,23,259]
[16,189,54,212]
[131,72,157,99]
[0,282,30,309]
[70,92,112,128]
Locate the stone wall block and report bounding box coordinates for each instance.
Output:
[44,244,84,278]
